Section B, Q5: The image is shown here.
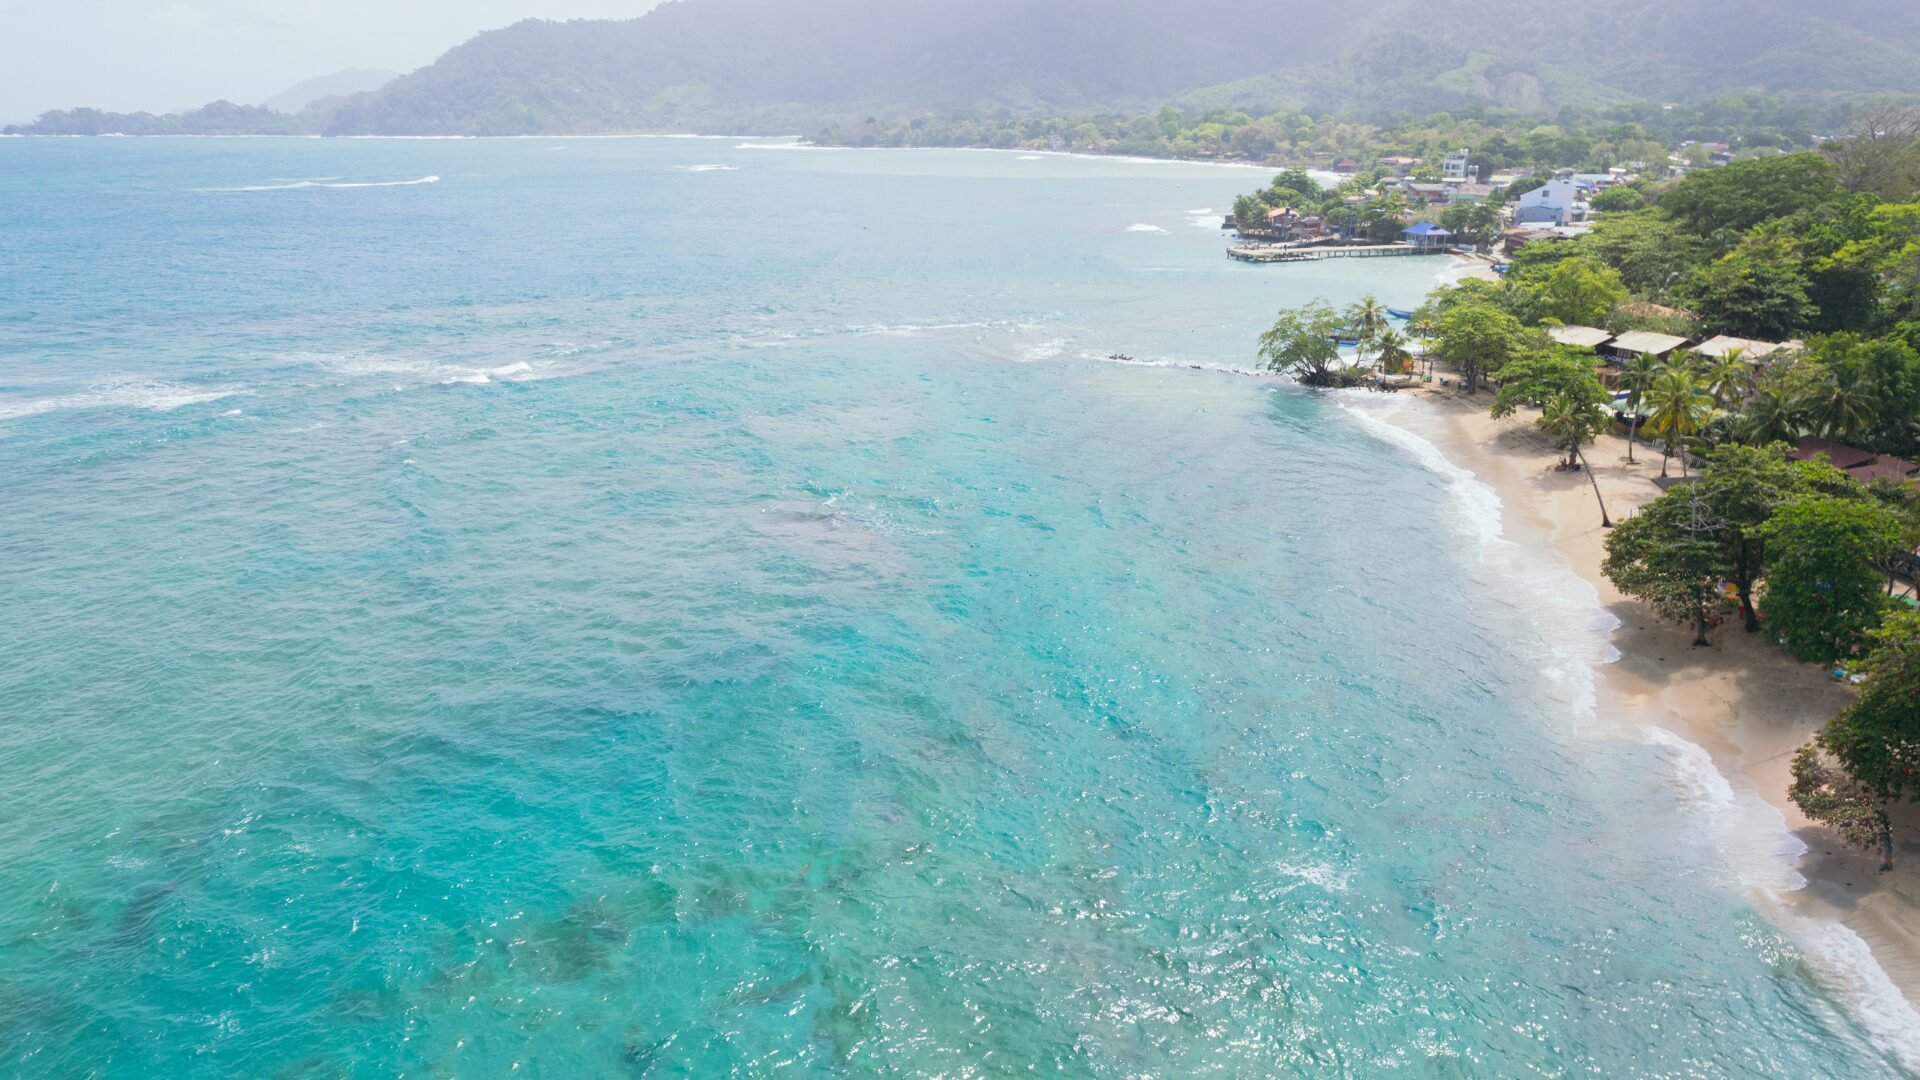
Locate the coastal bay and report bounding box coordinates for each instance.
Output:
[1,136,1914,1074]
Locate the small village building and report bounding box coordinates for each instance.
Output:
[1377,155,1421,176]
[1602,331,1692,364]
[1691,335,1800,364]
[1403,181,1453,206]
[1443,149,1472,181]
[1333,158,1360,174]
[1514,179,1586,226]
[1788,438,1878,471]
[1402,222,1454,251]
[1260,206,1324,242]
[1500,227,1563,254]
[1447,183,1495,203]
[1547,325,1615,351]
[1787,437,1918,484]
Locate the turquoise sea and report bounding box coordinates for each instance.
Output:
[0,137,1913,1076]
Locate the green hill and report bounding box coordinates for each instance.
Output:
[11,0,1920,137]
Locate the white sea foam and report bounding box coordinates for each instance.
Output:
[672,164,740,172]
[1339,392,1920,1063]
[0,380,246,422]
[1124,223,1168,234]
[1779,917,1920,1073]
[203,176,440,193]
[1274,859,1351,893]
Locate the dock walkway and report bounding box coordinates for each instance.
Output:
[1228,243,1451,263]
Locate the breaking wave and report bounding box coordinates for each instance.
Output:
[203,176,441,193]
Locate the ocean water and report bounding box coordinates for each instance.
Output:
[0,137,1911,1077]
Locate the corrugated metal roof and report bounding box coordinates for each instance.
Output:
[1693,335,1798,360]
[1548,325,1614,348]
[1609,331,1689,355]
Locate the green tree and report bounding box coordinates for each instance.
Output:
[1642,364,1714,477]
[1258,300,1349,386]
[1818,613,1920,834]
[1790,743,1896,871]
[1439,201,1501,248]
[1658,153,1847,241]
[1589,185,1646,212]
[1535,257,1629,327]
[1489,347,1607,419]
[1233,194,1269,232]
[1683,234,1816,340]
[1603,486,1731,646]
[1434,302,1528,393]
[1758,496,1903,663]
[1695,443,1845,632]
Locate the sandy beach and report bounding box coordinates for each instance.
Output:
[1381,389,1920,1016]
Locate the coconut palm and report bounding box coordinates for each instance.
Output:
[1642,364,1714,478]
[1703,351,1753,409]
[1539,392,1615,526]
[1346,293,1391,361]
[1617,352,1661,464]
[1738,384,1805,446]
[1800,364,1881,445]
[1373,326,1413,374]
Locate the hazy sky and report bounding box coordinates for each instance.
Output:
[0,0,661,122]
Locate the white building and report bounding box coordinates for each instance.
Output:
[1443,148,1472,181]
[1513,179,1586,227]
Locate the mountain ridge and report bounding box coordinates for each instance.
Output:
[9,0,1920,137]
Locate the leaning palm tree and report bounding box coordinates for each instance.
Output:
[1540,392,1614,526]
[1642,365,1714,478]
[1801,365,1882,445]
[1617,352,1661,464]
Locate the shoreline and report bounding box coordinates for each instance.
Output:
[1373,388,1920,1053]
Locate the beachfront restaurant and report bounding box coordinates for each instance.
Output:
[1601,330,1693,365]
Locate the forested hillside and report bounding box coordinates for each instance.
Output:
[10,0,1920,137]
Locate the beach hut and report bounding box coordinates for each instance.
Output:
[1691,335,1799,364]
[1547,325,1614,352]
[1602,330,1692,365]
[1402,222,1454,251]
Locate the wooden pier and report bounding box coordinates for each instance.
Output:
[1227,243,1451,263]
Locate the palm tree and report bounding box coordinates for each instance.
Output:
[1373,326,1413,374]
[1642,364,1713,478]
[1617,353,1661,465]
[1801,364,1881,445]
[1540,393,1614,526]
[1703,351,1753,410]
[1738,384,1805,446]
[1347,293,1390,361]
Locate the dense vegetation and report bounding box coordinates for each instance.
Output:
[13,0,1919,137]
[1253,119,1920,867]
[825,96,1879,167]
